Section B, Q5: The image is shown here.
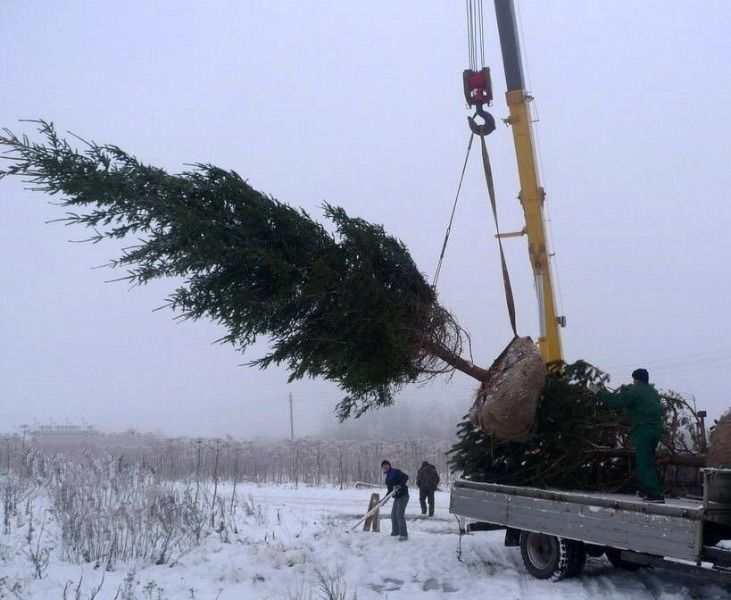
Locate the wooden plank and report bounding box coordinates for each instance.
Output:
[589,448,707,467]
[702,545,731,567]
[623,550,731,586]
[363,493,381,532]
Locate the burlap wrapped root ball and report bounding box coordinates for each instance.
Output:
[469,336,546,442]
[708,409,731,468]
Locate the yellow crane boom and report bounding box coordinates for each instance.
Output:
[494,0,565,363]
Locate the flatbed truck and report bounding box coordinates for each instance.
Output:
[450,468,731,584]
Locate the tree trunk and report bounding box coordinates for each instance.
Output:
[588,448,707,467]
[421,339,490,382]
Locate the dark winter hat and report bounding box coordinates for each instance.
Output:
[380,460,391,468]
[631,368,649,383]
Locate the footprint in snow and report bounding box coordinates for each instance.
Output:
[369,577,404,592]
[422,577,458,593]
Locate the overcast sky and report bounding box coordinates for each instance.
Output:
[2,1,730,439]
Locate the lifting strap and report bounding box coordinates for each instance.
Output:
[432,129,518,337]
[479,135,518,338]
[432,134,474,290]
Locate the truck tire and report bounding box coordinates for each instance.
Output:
[605,548,642,571]
[519,532,586,580]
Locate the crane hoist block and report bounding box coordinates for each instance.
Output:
[463,68,493,106]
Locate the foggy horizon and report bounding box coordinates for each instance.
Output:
[2,1,730,439]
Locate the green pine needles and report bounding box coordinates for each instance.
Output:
[448,361,706,492]
[1,121,473,419]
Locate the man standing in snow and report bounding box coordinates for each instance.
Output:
[416,461,440,516]
[593,368,666,503]
[381,460,409,540]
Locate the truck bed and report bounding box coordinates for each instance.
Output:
[450,479,713,562]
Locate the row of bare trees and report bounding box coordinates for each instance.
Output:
[124,437,454,489]
[3,434,456,490]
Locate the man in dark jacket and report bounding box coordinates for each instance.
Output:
[416,461,440,516]
[595,368,665,503]
[381,459,409,540]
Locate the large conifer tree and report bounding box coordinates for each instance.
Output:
[0,121,488,419]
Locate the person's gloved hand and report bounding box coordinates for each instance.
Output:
[393,485,401,493]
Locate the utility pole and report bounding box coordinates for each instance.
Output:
[211,440,221,528]
[20,425,28,453]
[289,392,294,441]
[19,425,29,479]
[194,439,202,506]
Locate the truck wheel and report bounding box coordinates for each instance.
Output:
[519,532,586,580]
[605,548,642,571]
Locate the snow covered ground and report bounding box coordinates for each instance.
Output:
[2,483,729,599]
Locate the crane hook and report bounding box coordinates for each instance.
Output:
[468,104,496,137]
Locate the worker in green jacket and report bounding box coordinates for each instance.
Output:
[594,368,665,503]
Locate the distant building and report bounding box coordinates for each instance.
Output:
[31,424,100,444]
[29,425,149,452]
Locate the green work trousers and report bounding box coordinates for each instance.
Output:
[632,425,664,497]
